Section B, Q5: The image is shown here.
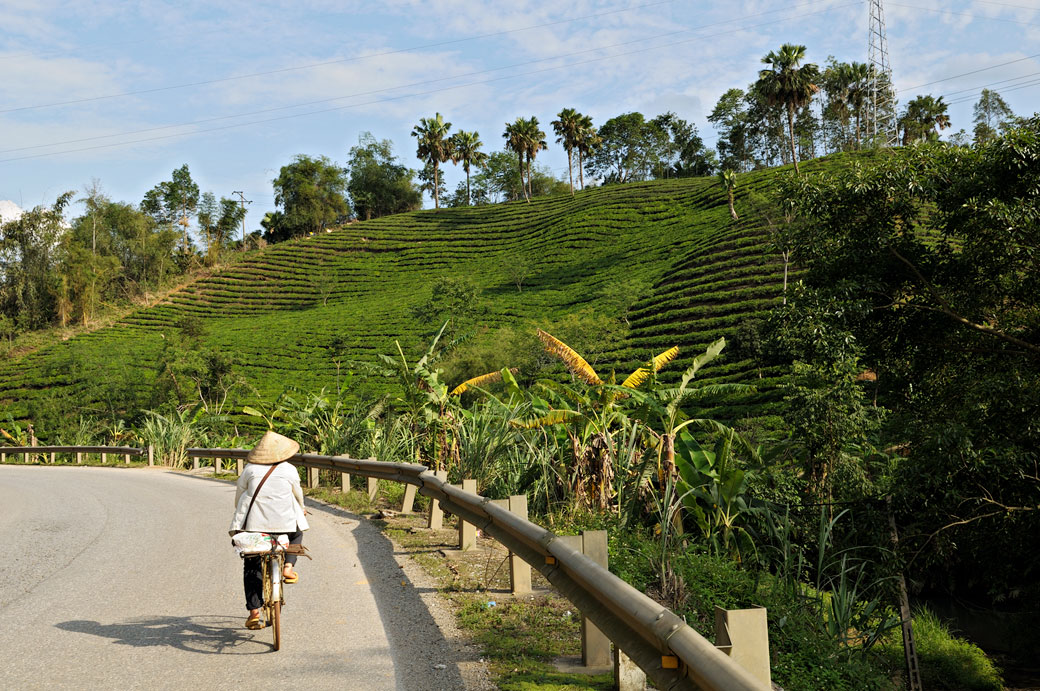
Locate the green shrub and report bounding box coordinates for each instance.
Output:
[878,607,1003,691]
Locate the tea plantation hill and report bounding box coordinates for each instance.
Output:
[0,155,852,437]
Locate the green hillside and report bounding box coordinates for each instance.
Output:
[0,156,850,437]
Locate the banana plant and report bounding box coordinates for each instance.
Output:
[673,427,760,563]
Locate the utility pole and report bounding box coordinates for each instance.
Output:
[232,191,252,251]
[868,0,898,147]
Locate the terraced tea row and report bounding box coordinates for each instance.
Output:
[0,156,856,434]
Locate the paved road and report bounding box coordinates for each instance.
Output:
[0,465,467,690]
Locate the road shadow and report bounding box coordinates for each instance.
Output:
[305,499,472,690]
[56,615,271,655]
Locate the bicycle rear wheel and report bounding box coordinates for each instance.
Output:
[271,600,281,650]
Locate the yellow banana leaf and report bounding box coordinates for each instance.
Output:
[621,346,679,388]
[537,329,602,385]
[450,367,519,396]
[510,409,583,429]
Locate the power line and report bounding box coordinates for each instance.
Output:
[898,52,1040,92]
[0,2,857,161]
[0,0,686,114]
[887,2,1040,27]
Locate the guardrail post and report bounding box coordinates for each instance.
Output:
[401,483,417,513]
[457,479,477,551]
[236,458,243,475]
[581,530,612,668]
[341,471,350,493]
[101,452,107,464]
[427,470,449,529]
[614,647,647,691]
[124,453,130,465]
[714,607,771,687]
[148,445,154,467]
[2,452,6,463]
[367,476,378,501]
[508,495,532,595]
[192,456,199,471]
[49,452,55,464]
[307,467,319,488]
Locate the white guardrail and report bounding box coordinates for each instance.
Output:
[2,444,768,690]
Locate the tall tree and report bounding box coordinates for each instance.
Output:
[411,113,453,209]
[709,88,751,172]
[141,164,200,252]
[503,118,531,202]
[448,130,488,206]
[519,117,547,198]
[898,95,951,145]
[552,108,583,194]
[268,154,350,242]
[345,132,422,220]
[755,43,820,174]
[0,192,72,330]
[575,114,600,190]
[972,89,1015,145]
[650,112,716,177]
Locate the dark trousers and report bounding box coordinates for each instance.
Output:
[243,530,303,610]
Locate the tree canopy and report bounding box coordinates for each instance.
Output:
[267,154,350,242]
[345,132,422,221]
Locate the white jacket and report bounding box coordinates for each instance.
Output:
[229,462,310,535]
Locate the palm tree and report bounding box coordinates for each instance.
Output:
[755,43,820,174]
[575,114,600,190]
[449,130,488,206]
[552,108,583,195]
[845,62,871,149]
[718,170,739,220]
[519,116,547,198]
[503,118,530,202]
[899,95,951,145]
[411,113,453,209]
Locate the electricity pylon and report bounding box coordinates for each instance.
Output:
[868,0,898,146]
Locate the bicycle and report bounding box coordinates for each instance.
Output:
[238,534,309,650]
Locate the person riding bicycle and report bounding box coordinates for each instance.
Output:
[229,430,309,630]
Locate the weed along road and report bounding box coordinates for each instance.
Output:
[0,465,467,690]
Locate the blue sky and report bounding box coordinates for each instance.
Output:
[1,0,1038,234]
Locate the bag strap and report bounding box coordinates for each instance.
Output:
[242,463,279,529]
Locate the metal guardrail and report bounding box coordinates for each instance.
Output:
[185,448,766,690]
[2,445,147,455]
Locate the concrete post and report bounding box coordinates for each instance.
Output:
[76,452,83,464]
[307,467,319,489]
[508,495,532,595]
[50,452,55,464]
[401,484,417,513]
[124,453,130,465]
[236,458,243,475]
[341,472,351,493]
[367,476,378,501]
[213,457,220,475]
[614,647,647,691]
[427,470,449,529]
[714,607,771,688]
[1,452,5,463]
[581,530,612,668]
[147,445,154,467]
[101,452,107,464]
[192,456,199,470]
[457,479,478,551]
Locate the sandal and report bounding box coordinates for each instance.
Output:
[245,611,263,630]
[283,569,298,584]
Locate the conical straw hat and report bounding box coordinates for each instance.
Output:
[245,430,300,465]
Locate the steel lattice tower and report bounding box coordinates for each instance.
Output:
[868,0,898,146]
